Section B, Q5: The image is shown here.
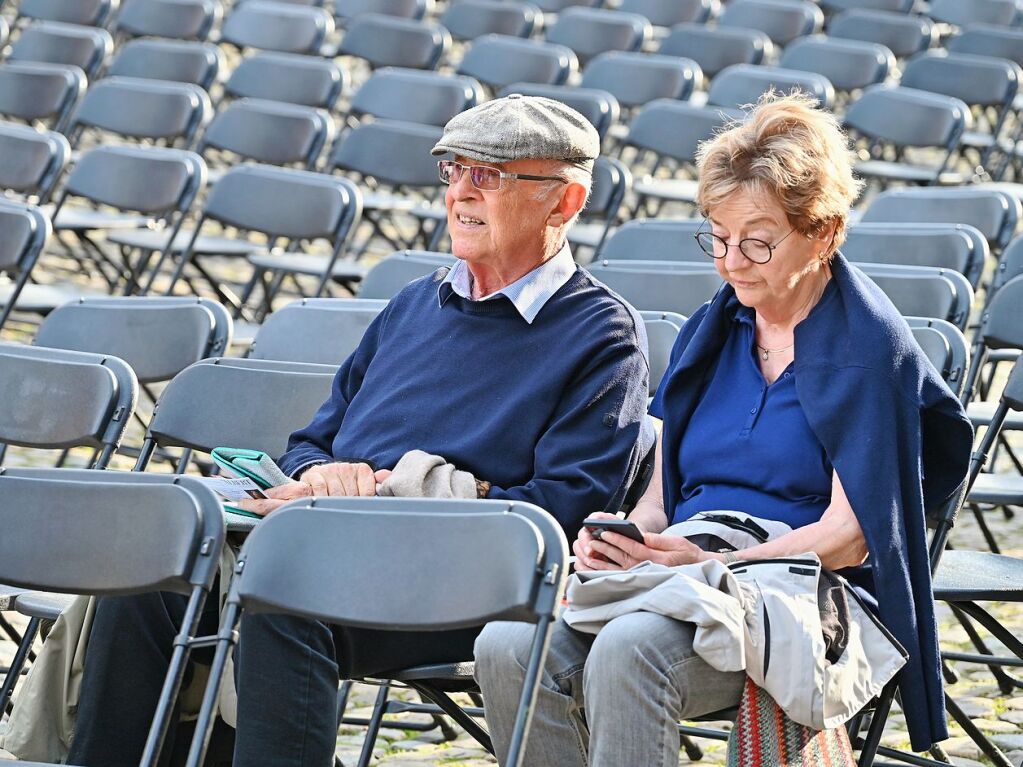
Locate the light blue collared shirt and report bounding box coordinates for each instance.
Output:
[437,244,577,324]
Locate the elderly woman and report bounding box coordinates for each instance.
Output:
[474,93,973,766]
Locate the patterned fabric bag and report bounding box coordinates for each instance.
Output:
[726,677,856,767]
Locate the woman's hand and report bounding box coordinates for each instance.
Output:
[572,512,620,572]
[234,481,312,517]
[589,530,709,570]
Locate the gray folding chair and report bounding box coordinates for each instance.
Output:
[844,85,971,187]
[0,61,86,133]
[639,310,685,396]
[107,39,223,90]
[707,64,834,110]
[183,497,569,767]
[337,14,449,70]
[0,201,52,331]
[600,218,707,263]
[906,316,971,398]
[948,23,1023,66]
[829,9,936,59]
[580,51,701,112]
[114,0,221,40]
[658,24,773,80]
[841,223,988,288]
[929,0,1021,27]
[617,0,714,27]
[718,0,823,47]
[0,121,70,204]
[334,0,429,23]
[497,82,619,141]
[820,0,913,11]
[566,155,631,259]
[221,51,347,110]
[348,68,483,127]
[544,7,651,67]
[220,1,333,55]
[587,261,723,315]
[456,34,577,91]
[247,297,387,364]
[14,0,117,26]
[0,470,225,767]
[856,262,975,330]
[530,0,600,11]
[8,21,113,80]
[357,250,453,299]
[439,0,539,41]
[779,36,894,98]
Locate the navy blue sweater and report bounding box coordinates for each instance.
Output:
[279,266,651,538]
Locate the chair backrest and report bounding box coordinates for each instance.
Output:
[905,316,969,397]
[0,342,137,458]
[107,39,223,90]
[587,262,723,315]
[115,0,221,40]
[0,61,85,131]
[707,64,834,110]
[350,68,483,127]
[639,310,685,396]
[497,82,619,141]
[841,223,988,287]
[248,298,388,364]
[856,263,974,329]
[221,1,333,54]
[0,122,70,202]
[601,218,707,263]
[618,0,713,27]
[199,98,333,168]
[779,35,894,93]
[35,296,233,384]
[337,14,449,70]
[861,187,1021,252]
[0,471,224,596]
[821,0,914,11]
[440,0,539,41]
[232,497,567,629]
[0,198,51,276]
[978,274,1023,350]
[545,7,651,67]
[719,0,823,47]
[901,51,1020,112]
[578,156,631,235]
[8,21,113,80]
[844,85,968,151]
[334,0,428,22]
[992,234,1023,292]
[329,119,444,188]
[358,250,454,299]
[143,357,335,459]
[658,24,772,80]
[829,9,935,59]
[68,76,211,146]
[17,0,117,26]
[948,24,1023,68]
[581,51,701,110]
[456,34,577,90]
[222,51,347,109]
[60,145,205,216]
[929,0,1020,27]
[624,100,743,164]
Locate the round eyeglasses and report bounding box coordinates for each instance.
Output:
[693,222,797,265]
[438,160,567,192]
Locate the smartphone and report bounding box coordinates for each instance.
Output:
[582,517,645,543]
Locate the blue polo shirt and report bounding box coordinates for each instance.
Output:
[667,290,835,528]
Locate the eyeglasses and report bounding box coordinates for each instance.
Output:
[438,160,567,192]
[693,220,797,265]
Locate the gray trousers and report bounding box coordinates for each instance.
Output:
[474,612,745,767]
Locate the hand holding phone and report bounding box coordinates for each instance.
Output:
[582,517,645,544]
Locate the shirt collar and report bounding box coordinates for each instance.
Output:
[437,244,576,324]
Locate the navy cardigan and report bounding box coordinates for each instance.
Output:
[652,254,973,750]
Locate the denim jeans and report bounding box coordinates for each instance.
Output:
[474,613,745,767]
[67,590,479,767]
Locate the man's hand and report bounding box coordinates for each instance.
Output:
[234,481,312,517]
[299,462,377,497]
[588,530,709,571]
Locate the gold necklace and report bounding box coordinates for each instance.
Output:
[755,342,794,361]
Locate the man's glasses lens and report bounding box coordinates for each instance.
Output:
[438,161,501,191]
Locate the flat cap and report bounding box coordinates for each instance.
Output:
[432,94,600,168]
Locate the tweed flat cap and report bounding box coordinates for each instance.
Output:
[431,94,600,168]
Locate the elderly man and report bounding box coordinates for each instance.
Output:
[65,96,651,767]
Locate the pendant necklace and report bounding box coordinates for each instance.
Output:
[756,342,794,361]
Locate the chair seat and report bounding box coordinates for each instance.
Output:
[362,191,439,214]
[988,349,1021,364]
[107,228,266,257]
[568,222,615,250]
[933,549,1023,602]
[46,205,155,232]
[967,401,1023,430]
[632,177,699,203]
[968,472,1023,506]
[0,583,30,611]
[854,160,966,185]
[246,252,368,281]
[15,591,76,621]
[390,661,478,692]
[0,282,102,314]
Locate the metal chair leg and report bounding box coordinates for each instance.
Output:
[356,683,391,767]
[0,617,39,717]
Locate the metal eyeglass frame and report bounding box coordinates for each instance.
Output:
[693,219,797,265]
[438,160,567,191]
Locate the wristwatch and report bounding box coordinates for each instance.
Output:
[721,550,739,565]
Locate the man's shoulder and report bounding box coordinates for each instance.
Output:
[565,266,647,334]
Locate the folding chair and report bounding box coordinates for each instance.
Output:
[220,51,347,110]
[456,34,577,92]
[0,61,86,133]
[580,51,702,112]
[107,39,224,90]
[439,0,539,41]
[220,1,333,55]
[0,470,225,767]
[779,36,894,100]
[948,22,1023,66]
[856,262,975,330]
[337,14,449,70]
[530,0,601,11]
[356,250,453,299]
[247,297,387,365]
[0,200,52,332]
[718,0,823,48]
[639,310,685,396]
[617,0,714,28]
[0,121,70,204]
[113,0,221,41]
[600,218,707,264]
[819,0,914,11]
[706,64,835,110]
[844,85,971,187]
[334,0,429,23]
[497,82,619,142]
[183,496,569,767]
[587,261,723,315]
[348,68,483,127]
[544,7,651,67]
[14,0,117,26]
[657,24,773,80]
[566,156,631,260]
[929,0,1021,27]
[829,9,936,59]
[7,21,113,80]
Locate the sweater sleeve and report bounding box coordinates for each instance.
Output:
[487,309,651,540]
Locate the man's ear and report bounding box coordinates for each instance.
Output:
[547,181,588,227]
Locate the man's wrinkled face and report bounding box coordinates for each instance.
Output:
[445,155,564,267]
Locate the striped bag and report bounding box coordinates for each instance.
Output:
[726,677,856,766]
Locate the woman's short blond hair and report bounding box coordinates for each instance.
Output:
[696,91,863,257]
